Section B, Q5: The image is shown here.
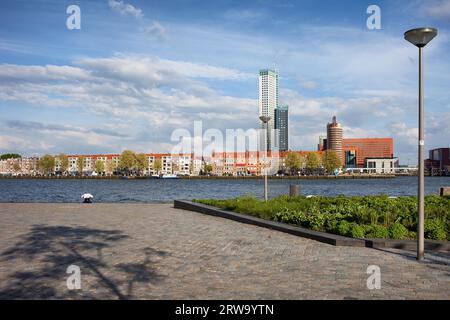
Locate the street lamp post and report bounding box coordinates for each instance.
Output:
[404,27,438,261]
[259,115,271,202]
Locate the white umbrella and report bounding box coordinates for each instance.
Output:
[81,193,93,199]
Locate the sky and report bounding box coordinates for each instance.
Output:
[0,0,449,164]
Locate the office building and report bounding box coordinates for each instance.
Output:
[318,135,326,151]
[365,158,399,173]
[259,69,279,151]
[425,147,450,172]
[326,116,343,162]
[343,138,393,168]
[275,105,289,151]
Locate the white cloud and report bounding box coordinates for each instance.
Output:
[108,0,143,19]
[0,56,259,154]
[425,0,450,19]
[0,64,92,82]
[0,135,53,154]
[144,21,167,41]
[222,9,267,22]
[388,122,418,147]
[297,76,317,90]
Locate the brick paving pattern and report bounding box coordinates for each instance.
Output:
[0,203,448,299]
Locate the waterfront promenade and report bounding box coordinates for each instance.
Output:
[0,203,448,299]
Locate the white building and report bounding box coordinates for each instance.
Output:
[161,155,172,174]
[0,157,39,175]
[365,158,399,174]
[259,69,279,151]
[172,154,191,176]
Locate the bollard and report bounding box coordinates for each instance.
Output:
[439,187,450,197]
[290,184,300,197]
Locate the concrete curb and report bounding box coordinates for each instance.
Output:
[174,200,450,252]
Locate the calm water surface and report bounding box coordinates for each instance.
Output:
[0,177,449,203]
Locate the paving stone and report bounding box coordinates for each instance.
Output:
[0,203,448,299]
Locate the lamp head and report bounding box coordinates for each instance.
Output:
[404,27,438,47]
[259,115,271,123]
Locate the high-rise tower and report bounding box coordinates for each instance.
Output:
[259,69,279,151]
[275,105,288,151]
[326,116,343,162]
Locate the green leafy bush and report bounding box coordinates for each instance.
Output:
[336,220,350,236]
[389,222,409,240]
[194,194,450,241]
[349,223,365,238]
[425,219,447,240]
[365,225,390,239]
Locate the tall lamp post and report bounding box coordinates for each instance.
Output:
[404,27,438,261]
[259,115,271,201]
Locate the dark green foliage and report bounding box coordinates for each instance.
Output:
[349,224,365,238]
[389,222,409,240]
[425,219,447,241]
[336,220,351,236]
[0,153,21,160]
[194,194,450,241]
[365,225,390,239]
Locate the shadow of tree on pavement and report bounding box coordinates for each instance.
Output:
[0,225,166,299]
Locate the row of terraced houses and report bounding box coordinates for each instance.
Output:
[0,147,404,177]
[0,152,282,176]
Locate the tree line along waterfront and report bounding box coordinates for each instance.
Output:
[0,150,374,178]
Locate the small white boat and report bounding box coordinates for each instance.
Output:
[161,174,178,179]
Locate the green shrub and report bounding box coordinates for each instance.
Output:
[425,219,447,240]
[389,222,409,240]
[365,225,390,239]
[336,220,351,236]
[194,195,450,240]
[349,223,365,238]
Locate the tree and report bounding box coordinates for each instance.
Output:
[305,152,321,171]
[119,150,136,175]
[0,153,21,160]
[106,160,115,175]
[203,164,213,175]
[39,154,55,175]
[322,150,342,174]
[77,156,84,175]
[57,153,69,174]
[134,153,148,175]
[12,162,21,173]
[95,160,105,174]
[153,158,162,175]
[285,152,302,175]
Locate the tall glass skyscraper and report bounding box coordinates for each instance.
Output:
[259,69,279,151]
[275,105,289,151]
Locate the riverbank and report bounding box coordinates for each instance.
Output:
[0,174,398,180]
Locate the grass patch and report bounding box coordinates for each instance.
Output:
[193,195,450,241]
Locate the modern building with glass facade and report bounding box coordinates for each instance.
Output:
[275,104,288,151]
[259,69,279,151]
[343,138,394,168]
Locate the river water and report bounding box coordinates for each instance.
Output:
[0,177,448,203]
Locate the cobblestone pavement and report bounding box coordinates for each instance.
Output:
[0,203,448,299]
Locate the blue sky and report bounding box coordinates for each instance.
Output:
[0,0,449,163]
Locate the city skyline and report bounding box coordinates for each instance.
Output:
[0,0,450,165]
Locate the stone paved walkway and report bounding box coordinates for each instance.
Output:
[0,203,448,299]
